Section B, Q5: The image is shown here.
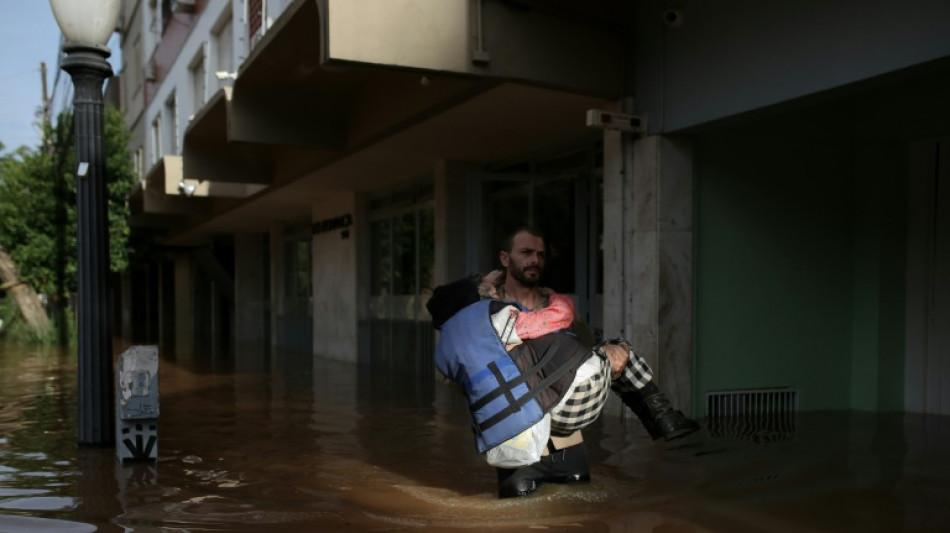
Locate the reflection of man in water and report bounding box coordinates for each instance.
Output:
[428,226,698,498]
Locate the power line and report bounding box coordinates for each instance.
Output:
[0,69,38,83]
[49,34,68,120]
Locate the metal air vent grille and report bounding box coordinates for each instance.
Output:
[706,388,799,443]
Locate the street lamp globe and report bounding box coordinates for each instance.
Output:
[49,0,121,47]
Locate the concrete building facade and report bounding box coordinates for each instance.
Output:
[116,0,950,418]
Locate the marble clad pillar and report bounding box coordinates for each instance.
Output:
[604,133,694,414]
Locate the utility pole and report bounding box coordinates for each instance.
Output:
[40,61,53,155]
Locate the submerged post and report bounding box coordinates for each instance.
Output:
[116,346,160,462]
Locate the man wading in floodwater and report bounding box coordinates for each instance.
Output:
[427,226,699,498]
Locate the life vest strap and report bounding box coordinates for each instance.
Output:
[473,334,589,434]
[469,333,564,413]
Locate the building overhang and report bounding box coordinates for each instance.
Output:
[318,0,624,98]
[163,81,605,246]
[182,88,273,187]
[227,0,623,149]
[159,0,624,245]
[128,155,211,234]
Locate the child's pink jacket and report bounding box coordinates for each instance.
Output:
[513,292,575,339]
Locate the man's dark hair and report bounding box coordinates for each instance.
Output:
[501,225,545,253]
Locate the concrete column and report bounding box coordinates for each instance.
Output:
[173,253,194,360]
[234,233,268,372]
[604,133,695,414]
[312,193,359,362]
[434,160,472,285]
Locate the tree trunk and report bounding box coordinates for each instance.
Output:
[0,246,51,335]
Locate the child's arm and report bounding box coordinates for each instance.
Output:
[514,292,575,340]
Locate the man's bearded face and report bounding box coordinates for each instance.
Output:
[502,232,546,288]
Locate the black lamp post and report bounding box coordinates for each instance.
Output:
[50,0,121,446]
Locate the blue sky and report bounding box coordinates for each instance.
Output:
[0,2,120,156]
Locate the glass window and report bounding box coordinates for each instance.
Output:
[392,213,417,295]
[190,50,206,112]
[283,235,311,300]
[213,15,234,90]
[370,219,392,297]
[129,34,143,100]
[370,209,433,298]
[150,116,162,164]
[368,183,435,320]
[160,0,172,34]
[419,208,435,296]
[484,176,576,293]
[295,240,311,297]
[249,0,263,42]
[135,147,144,180]
[479,144,604,329]
[536,178,575,294]
[164,93,178,155]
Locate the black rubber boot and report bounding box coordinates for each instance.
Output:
[495,441,591,498]
[619,382,700,441]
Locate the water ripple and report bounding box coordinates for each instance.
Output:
[0,488,48,497]
[0,515,95,533]
[0,496,80,511]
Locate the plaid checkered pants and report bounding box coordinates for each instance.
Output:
[549,339,655,435]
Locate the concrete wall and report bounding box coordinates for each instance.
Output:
[684,51,950,413]
[693,127,858,412]
[311,193,359,361]
[635,0,950,132]
[850,142,906,412]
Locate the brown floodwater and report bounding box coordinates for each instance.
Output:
[1,344,949,533]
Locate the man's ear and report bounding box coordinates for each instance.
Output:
[499,251,510,268]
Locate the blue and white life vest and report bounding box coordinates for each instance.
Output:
[435,299,588,453]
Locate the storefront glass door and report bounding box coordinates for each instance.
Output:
[467,170,603,334]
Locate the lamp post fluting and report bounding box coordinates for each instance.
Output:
[64,43,114,445]
[50,0,121,446]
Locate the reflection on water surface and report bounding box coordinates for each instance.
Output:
[1,345,949,532]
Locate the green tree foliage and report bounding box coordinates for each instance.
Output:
[103,107,139,275]
[0,105,137,299]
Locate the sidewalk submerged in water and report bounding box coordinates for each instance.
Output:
[1,347,949,532]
